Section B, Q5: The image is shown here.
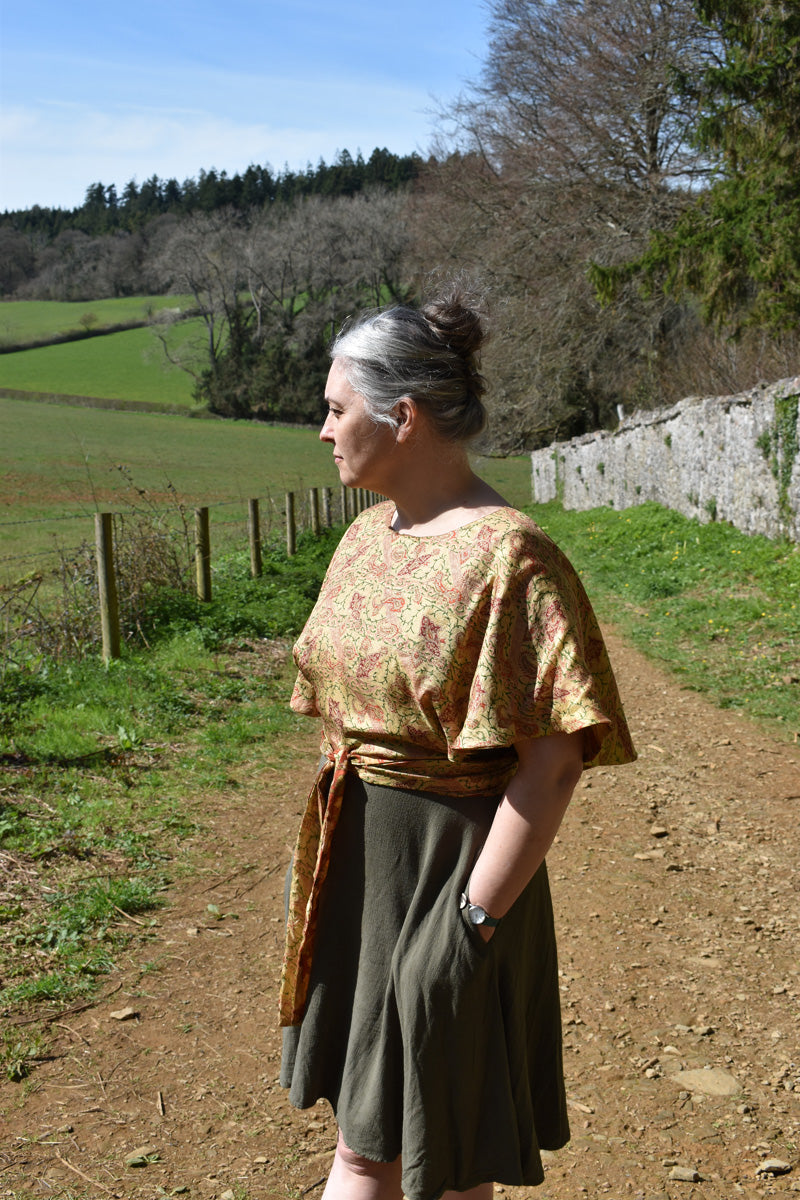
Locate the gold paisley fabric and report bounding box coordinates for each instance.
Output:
[279,503,635,1025]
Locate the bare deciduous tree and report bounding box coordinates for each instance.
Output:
[466,0,713,194]
[151,190,411,419]
[419,0,718,449]
[152,210,248,379]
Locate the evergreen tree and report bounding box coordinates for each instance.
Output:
[607,0,800,329]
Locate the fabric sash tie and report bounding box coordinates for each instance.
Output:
[279,744,350,1026]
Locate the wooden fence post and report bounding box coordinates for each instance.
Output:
[322,487,332,527]
[309,487,320,536]
[194,507,212,601]
[94,512,121,661]
[340,485,349,523]
[286,491,296,556]
[248,498,262,578]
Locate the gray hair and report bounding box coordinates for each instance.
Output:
[330,287,488,442]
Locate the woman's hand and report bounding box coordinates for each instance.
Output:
[466,730,585,925]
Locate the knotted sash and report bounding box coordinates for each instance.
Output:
[279,744,350,1026]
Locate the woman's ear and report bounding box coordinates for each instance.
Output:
[393,398,416,441]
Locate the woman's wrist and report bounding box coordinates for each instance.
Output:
[459,890,499,943]
[463,866,505,925]
[460,890,502,927]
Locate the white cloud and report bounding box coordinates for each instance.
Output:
[0,96,436,211]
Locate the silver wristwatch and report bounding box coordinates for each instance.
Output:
[460,892,501,928]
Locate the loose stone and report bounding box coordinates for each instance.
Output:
[756,1159,792,1177]
[669,1067,741,1096]
[124,1145,159,1167]
[669,1165,701,1182]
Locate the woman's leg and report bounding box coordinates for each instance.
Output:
[321,1132,494,1200]
[322,1131,404,1200]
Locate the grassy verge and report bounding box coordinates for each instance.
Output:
[529,500,800,733]
[0,529,338,1081]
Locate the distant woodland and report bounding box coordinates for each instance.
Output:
[2,0,798,450]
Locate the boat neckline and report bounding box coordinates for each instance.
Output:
[382,502,516,540]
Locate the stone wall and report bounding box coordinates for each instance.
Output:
[530,375,800,541]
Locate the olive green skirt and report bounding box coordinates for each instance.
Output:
[280,773,569,1200]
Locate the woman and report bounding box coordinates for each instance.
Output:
[279,285,636,1200]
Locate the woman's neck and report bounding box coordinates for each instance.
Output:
[388,465,508,536]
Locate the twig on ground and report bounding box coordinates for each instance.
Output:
[54,1023,91,1046]
[199,867,255,894]
[10,981,123,1027]
[54,1152,114,1194]
[232,865,279,899]
[301,1177,327,1195]
[113,904,150,926]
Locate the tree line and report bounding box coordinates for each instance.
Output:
[1,0,798,450]
[0,149,420,301]
[1,148,422,239]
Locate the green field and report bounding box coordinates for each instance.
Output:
[0,395,533,580]
[0,322,204,408]
[0,296,205,411]
[0,296,192,346]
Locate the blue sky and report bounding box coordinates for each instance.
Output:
[0,0,489,213]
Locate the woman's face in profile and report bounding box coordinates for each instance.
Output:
[320,358,398,491]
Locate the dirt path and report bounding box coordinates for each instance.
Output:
[2,630,799,1200]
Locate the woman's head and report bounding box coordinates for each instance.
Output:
[330,283,488,443]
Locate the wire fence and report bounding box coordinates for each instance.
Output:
[0,489,333,572]
[1,483,382,664]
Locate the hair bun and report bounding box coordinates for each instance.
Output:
[421,284,487,361]
[331,279,489,443]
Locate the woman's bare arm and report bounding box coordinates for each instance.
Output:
[465,731,585,939]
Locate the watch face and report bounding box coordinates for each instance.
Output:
[460,893,499,928]
[460,893,497,927]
